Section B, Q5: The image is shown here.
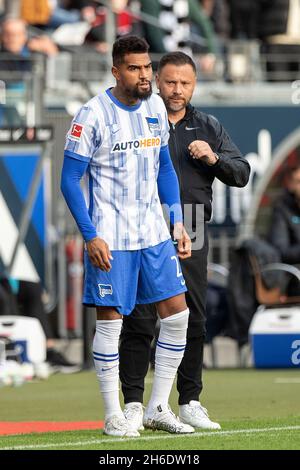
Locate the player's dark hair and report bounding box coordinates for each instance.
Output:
[157,51,196,74]
[112,35,150,66]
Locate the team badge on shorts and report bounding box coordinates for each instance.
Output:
[98,284,113,298]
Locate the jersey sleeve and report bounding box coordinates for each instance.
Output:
[64,105,101,162]
[60,156,97,242]
[158,145,183,225]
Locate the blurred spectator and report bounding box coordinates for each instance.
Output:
[0,17,57,99]
[228,0,261,39]
[140,0,218,74]
[0,277,81,372]
[27,33,58,55]
[0,17,29,56]
[199,0,230,40]
[0,17,33,84]
[17,1,96,30]
[84,0,142,54]
[259,0,300,81]
[268,164,300,294]
[20,0,52,26]
[141,0,187,52]
[0,17,58,58]
[47,1,97,30]
[0,16,57,99]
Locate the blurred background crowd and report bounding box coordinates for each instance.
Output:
[0,0,300,82]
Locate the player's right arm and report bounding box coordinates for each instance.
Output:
[61,106,112,272]
[60,157,112,271]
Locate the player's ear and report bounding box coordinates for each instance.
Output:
[111,66,120,81]
[155,73,160,91]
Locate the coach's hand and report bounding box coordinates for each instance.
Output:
[174,223,192,259]
[188,140,218,166]
[86,237,113,271]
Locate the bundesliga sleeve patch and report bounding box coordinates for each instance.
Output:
[69,123,84,141]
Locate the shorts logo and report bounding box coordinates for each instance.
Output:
[146,117,160,133]
[98,284,113,298]
[70,123,83,140]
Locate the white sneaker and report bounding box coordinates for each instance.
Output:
[104,414,140,437]
[144,404,195,434]
[179,401,221,430]
[124,402,144,432]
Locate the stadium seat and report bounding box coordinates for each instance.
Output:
[249,255,300,306]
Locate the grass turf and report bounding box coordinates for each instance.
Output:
[0,369,299,450]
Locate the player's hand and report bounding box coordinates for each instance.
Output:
[86,237,113,272]
[173,223,192,259]
[188,140,218,166]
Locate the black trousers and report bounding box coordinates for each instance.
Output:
[119,234,208,406]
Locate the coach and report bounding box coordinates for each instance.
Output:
[120,51,250,431]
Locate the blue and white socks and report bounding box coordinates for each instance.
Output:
[93,319,123,419]
[147,309,189,410]
[93,309,189,419]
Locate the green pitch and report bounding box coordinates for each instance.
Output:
[0,369,299,450]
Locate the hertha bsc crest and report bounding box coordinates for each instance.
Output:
[146,117,160,133]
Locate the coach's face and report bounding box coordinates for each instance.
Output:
[113,52,153,100]
[156,63,196,113]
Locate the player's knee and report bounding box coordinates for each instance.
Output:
[96,307,122,321]
[157,294,187,318]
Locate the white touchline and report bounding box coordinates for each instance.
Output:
[1,425,300,450]
[275,378,300,384]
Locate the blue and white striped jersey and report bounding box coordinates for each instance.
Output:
[64,89,171,250]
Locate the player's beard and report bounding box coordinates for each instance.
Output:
[126,81,153,101]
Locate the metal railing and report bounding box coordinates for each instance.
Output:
[0,54,45,125]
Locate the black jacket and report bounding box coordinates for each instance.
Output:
[269,190,300,264]
[168,104,250,222]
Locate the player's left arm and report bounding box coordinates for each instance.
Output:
[157,145,191,259]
